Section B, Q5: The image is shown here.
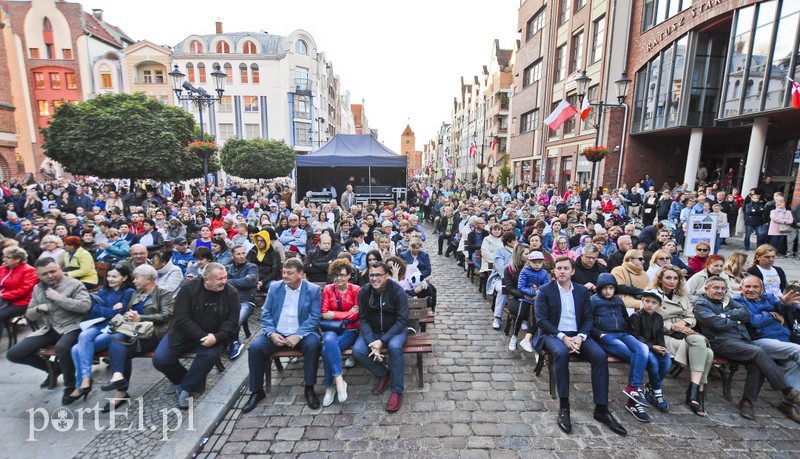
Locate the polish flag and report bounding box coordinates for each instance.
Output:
[789,77,800,109]
[469,143,478,158]
[544,99,578,131]
[580,95,592,121]
[491,137,499,150]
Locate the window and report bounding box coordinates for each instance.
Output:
[243,41,256,54]
[43,17,52,30]
[218,96,232,112]
[563,95,578,134]
[224,63,233,84]
[583,86,599,130]
[198,63,206,83]
[523,60,542,88]
[574,0,586,11]
[243,96,258,112]
[100,72,112,89]
[49,72,61,90]
[642,0,692,32]
[295,67,309,91]
[29,48,40,59]
[251,64,259,84]
[294,95,311,119]
[45,44,54,59]
[554,45,566,82]
[38,100,50,116]
[296,40,308,54]
[549,102,560,138]
[143,70,152,83]
[570,32,584,74]
[189,40,203,53]
[66,73,77,89]
[559,0,571,25]
[294,124,312,146]
[520,109,539,133]
[34,72,45,89]
[244,123,260,139]
[62,49,72,60]
[215,41,230,53]
[239,63,248,83]
[591,17,605,64]
[186,63,195,83]
[218,123,235,142]
[154,70,164,84]
[52,100,64,110]
[525,9,546,41]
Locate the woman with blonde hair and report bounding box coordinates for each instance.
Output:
[646,249,673,281]
[610,249,649,314]
[649,266,713,416]
[39,234,65,262]
[722,252,748,294]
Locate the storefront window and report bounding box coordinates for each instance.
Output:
[688,32,726,126]
[764,0,800,110]
[722,6,755,117]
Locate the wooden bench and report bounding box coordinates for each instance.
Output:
[533,350,739,401]
[263,332,433,391]
[408,297,434,332]
[36,346,225,390]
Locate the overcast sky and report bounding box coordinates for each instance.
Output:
[87,0,519,151]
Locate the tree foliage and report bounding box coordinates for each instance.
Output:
[497,157,511,188]
[42,92,217,180]
[221,138,296,179]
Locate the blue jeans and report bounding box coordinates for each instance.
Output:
[321,329,358,387]
[71,326,112,382]
[646,351,672,389]
[754,338,800,389]
[352,330,408,394]
[770,235,787,254]
[238,302,255,327]
[744,225,764,250]
[106,332,160,382]
[597,333,649,388]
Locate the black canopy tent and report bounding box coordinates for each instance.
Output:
[295,134,408,202]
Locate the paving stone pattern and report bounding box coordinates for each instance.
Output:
[201,226,800,457]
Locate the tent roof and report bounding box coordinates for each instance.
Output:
[296,134,407,167]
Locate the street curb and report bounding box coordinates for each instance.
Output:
[153,351,249,459]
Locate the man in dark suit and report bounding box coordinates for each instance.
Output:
[436,206,460,257]
[534,256,627,435]
[242,258,322,413]
[465,217,488,266]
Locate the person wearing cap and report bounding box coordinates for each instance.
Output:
[511,250,549,345]
[568,223,586,249]
[170,237,195,275]
[267,202,280,223]
[629,289,672,412]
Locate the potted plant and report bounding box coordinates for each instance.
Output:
[580,145,609,163]
[186,140,218,158]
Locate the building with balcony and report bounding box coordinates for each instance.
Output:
[122,40,172,104]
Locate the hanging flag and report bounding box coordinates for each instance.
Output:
[789,77,800,109]
[544,99,578,131]
[469,143,478,158]
[445,155,453,167]
[580,95,592,121]
[491,137,499,150]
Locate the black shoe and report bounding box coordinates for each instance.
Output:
[594,409,627,436]
[739,399,755,420]
[101,393,129,413]
[101,378,129,392]
[557,407,571,433]
[305,385,320,409]
[686,382,700,407]
[61,386,81,406]
[41,364,61,388]
[242,390,266,414]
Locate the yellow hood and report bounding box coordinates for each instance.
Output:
[253,230,271,262]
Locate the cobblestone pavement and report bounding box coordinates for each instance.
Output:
[205,227,800,458]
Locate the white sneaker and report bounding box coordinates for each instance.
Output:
[521,321,528,331]
[344,357,356,368]
[336,380,348,403]
[519,340,534,353]
[492,318,501,330]
[508,337,518,351]
[322,387,336,407]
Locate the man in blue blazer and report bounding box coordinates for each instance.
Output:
[243,258,322,413]
[534,256,627,436]
[398,241,431,280]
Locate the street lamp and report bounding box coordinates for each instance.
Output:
[316,116,325,150]
[169,63,227,211]
[575,70,631,192]
[471,131,495,182]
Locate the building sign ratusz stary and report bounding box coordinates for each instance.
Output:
[646,0,729,52]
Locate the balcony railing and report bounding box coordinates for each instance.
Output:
[294,111,312,120]
[295,78,312,92]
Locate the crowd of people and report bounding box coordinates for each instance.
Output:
[417,175,800,435]
[0,176,434,413]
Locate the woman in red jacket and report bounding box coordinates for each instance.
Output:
[687,241,711,276]
[0,246,39,340]
[320,258,361,407]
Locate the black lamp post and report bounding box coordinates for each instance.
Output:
[471,131,495,182]
[574,70,631,192]
[169,63,227,211]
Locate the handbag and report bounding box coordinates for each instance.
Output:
[108,313,154,341]
[779,223,793,234]
[319,320,349,333]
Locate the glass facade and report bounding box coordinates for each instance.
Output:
[721,0,800,118]
[632,34,689,132]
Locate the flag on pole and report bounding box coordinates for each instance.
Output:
[789,77,800,109]
[544,99,578,131]
[469,143,478,158]
[491,137,499,150]
[580,95,592,121]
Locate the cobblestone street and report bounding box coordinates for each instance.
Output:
[202,227,800,458]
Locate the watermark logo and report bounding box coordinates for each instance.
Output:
[27,397,195,441]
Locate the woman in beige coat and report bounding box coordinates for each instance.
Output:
[650,265,713,416]
[610,249,649,314]
[480,223,504,273]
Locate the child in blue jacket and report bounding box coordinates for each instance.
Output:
[514,251,550,352]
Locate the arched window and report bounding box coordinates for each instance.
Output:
[198,63,206,83]
[224,63,233,84]
[215,41,230,53]
[295,40,308,54]
[239,63,248,84]
[43,17,52,30]
[251,63,260,84]
[243,41,256,54]
[189,40,203,53]
[733,80,741,98]
[745,79,754,96]
[186,63,195,83]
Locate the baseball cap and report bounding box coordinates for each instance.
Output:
[173,236,187,245]
[527,251,545,261]
[641,289,663,303]
[269,202,278,207]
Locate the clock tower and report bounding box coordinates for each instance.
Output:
[400,124,415,157]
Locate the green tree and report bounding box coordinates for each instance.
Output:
[42,93,215,180]
[221,138,295,179]
[497,157,511,187]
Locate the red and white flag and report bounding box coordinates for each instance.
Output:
[491,137,499,150]
[544,99,578,131]
[789,77,800,109]
[580,95,592,121]
[469,143,478,158]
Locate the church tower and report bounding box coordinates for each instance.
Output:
[400,124,415,157]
